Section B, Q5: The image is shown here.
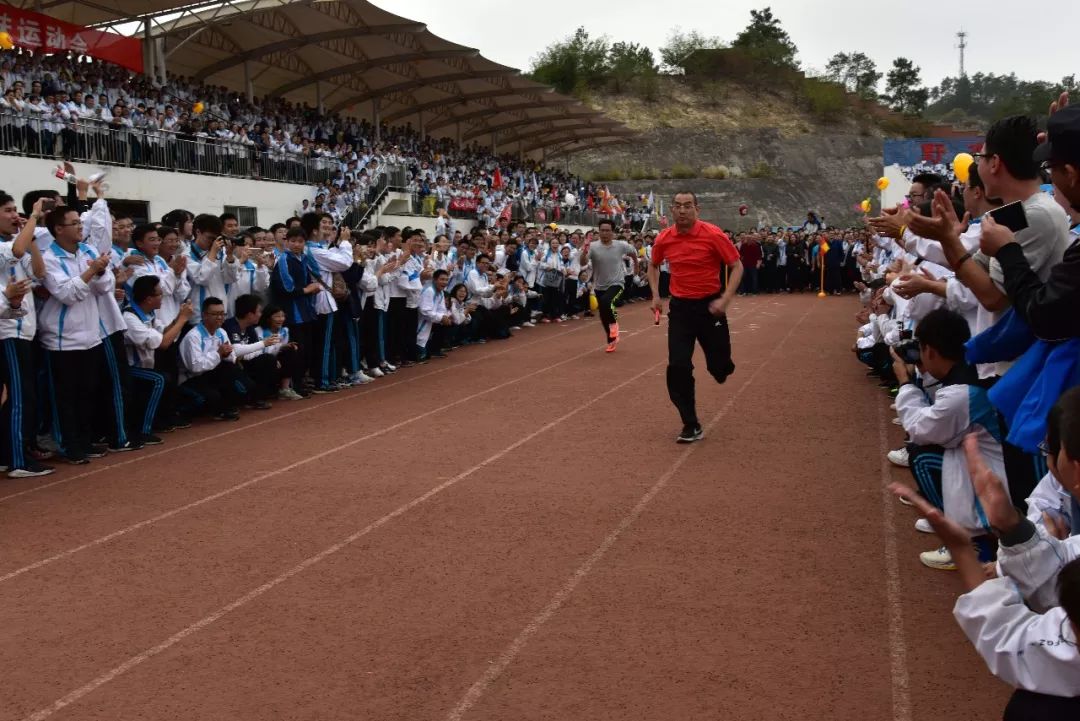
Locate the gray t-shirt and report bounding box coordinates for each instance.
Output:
[588,240,636,290]
[975,191,1070,287]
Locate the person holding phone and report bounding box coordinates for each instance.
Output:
[647,191,742,444]
[980,102,1080,342]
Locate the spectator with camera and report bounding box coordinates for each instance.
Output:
[893,308,1007,570]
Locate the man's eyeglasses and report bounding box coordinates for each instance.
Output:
[1038,440,1056,457]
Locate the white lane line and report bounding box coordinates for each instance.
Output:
[0,323,593,504]
[19,360,667,721]
[877,401,913,721]
[445,304,813,721]
[0,325,658,585]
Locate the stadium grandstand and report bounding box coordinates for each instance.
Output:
[0,0,635,230]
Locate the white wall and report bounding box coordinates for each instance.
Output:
[2,156,309,224]
[880,164,911,209]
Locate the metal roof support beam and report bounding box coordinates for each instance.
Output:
[270,50,477,97]
[534,135,633,157]
[190,23,427,81]
[330,70,511,114]
[382,89,543,124]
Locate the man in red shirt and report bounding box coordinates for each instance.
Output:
[647,192,743,442]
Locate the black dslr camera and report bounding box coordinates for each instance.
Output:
[894,329,921,365]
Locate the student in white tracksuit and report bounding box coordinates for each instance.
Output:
[303,221,353,389]
[186,214,241,326]
[417,270,450,358]
[81,193,137,451]
[39,206,114,463]
[129,225,191,327]
[0,193,48,477]
[228,249,271,311]
[894,309,1007,571]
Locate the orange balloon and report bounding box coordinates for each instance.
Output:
[0,32,15,51]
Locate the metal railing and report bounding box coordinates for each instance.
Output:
[0,112,336,185]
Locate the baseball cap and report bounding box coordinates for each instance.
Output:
[1033,105,1080,166]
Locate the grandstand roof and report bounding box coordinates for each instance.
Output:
[17,0,631,154]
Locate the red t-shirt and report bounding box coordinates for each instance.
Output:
[651,221,740,299]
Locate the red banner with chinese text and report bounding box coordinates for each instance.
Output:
[448,197,480,212]
[0,4,143,74]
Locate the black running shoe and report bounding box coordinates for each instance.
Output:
[676,425,704,443]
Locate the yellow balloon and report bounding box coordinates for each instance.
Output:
[876,176,890,191]
[192,101,205,115]
[860,199,872,213]
[0,31,14,50]
[953,153,974,184]
[589,293,599,312]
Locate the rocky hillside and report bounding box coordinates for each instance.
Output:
[570,77,887,229]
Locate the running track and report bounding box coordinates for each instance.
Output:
[1,295,1010,721]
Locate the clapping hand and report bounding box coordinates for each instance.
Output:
[964,432,1022,535]
[218,342,234,358]
[4,278,32,305]
[892,267,935,300]
[908,190,970,246]
[263,334,281,348]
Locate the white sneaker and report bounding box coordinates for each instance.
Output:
[892,417,903,426]
[368,367,385,378]
[349,371,374,385]
[919,546,956,571]
[383,362,397,372]
[277,387,304,401]
[915,518,934,534]
[887,448,910,467]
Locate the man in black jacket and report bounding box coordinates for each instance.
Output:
[980,101,1080,341]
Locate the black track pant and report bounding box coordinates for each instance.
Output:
[665,295,735,428]
[0,338,36,469]
[595,285,623,342]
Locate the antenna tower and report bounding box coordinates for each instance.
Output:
[956,31,968,77]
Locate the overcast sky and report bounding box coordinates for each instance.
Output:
[371,0,1078,91]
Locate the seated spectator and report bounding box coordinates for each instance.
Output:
[894,308,1007,570]
[222,293,278,409]
[178,296,255,421]
[122,275,193,443]
[256,304,305,401]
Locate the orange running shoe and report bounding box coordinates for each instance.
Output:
[605,340,617,353]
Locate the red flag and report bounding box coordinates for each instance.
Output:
[492,167,503,189]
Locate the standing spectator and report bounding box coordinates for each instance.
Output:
[39,206,113,463]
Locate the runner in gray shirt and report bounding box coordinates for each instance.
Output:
[578,219,638,352]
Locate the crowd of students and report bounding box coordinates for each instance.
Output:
[849,97,1080,717]
[0,173,669,479]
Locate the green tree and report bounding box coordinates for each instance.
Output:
[659,27,723,72]
[608,41,657,93]
[731,7,799,70]
[883,57,929,115]
[528,27,610,97]
[824,51,881,99]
